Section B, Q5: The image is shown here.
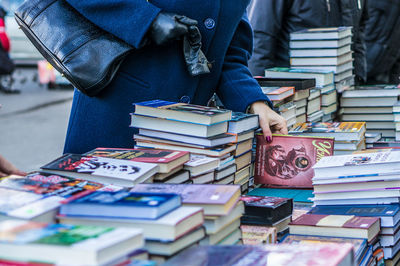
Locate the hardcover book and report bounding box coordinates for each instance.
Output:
[41,153,159,187]
[133,100,232,125]
[265,67,334,88]
[240,225,277,245]
[290,27,353,40]
[163,243,354,266]
[255,77,316,91]
[260,86,295,102]
[289,213,380,242]
[228,112,259,134]
[84,148,189,173]
[130,183,240,216]
[289,122,366,141]
[59,191,181,219]
[254,134,334,188]
[240,195,293,225]
[0,220,143,266]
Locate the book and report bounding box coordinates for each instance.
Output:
[240,225,277,245]
[260,86,295,101]
[312,197,400,206]
[240,195,293,225]
[58,206,203,241]
[313,150,400,178]
[60,191,181,219]
[280,234,366,262]
[308,204,400,227]
[145,227,205,256]
[265,67,334,88]
[200,218,240,245]
[162,169,190,184]
[130,114,228,138]
[204,201,244,234]
[290,27,353,40]
[290,45,352,57]
[290,36,352,49]
[130,183,240,216]
[163,243,354,266]
[133,100,231,125]
[289,213,380,242]
[290,53,353,66]
[191,171,214,184]
[0,220,144,265]
[83,148,189,174]
[293,60,353,73]
[241,214,291,232]
[228,112,259,134]
[41,154,159,187]
[231,129,255,143]
[247,187,314,204]
[255,77,315,91]
[183,154,220,176]
[137,129,236,148]
[254,134,334,188]
[289,122,366,141]
[215,164,236,181]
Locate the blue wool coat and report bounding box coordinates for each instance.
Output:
[63,0,270,154]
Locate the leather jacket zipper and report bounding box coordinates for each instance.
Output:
[326,0,331,12]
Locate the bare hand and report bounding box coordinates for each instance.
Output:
[249,101,288,142]
[0,154,26,177]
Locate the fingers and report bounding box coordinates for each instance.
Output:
[261,123,273,143]
[176,15,198,26]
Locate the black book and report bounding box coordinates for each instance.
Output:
[240,195,293,225]
[255,77,316,91]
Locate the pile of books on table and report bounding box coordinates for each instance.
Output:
[131,100,258,193]
[290,122,366,155]
[339,84,400,143]
[265,67,335,123]
[310,149,400,265]
[289,26,355,93]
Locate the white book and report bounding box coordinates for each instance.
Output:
[335,69,353,82]
[184,154,220,176]
[215,164,237,181]
[290,52,353,66]
[290,45,351,57]
[290,27,353,40]
[341,113,394,122]
[292,60,353,73]
[191,171,215,184]
[290,36,352,49]
[313,197,400,206]
[203,201,244,234]
[343,89,400,98]
[313,150,400,178]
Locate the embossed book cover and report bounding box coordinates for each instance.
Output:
[255,134,334,188]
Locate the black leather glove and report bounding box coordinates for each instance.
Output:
[183,25,210,76]
[149,12,197,46]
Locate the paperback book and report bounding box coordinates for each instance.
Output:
[254,134,334,188]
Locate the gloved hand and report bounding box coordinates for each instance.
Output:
[149,12,197,46]
[149,12,210,76]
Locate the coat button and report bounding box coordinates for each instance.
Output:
[180,95,191,103]
[204,18,215,29]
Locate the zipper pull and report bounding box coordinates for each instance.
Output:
[326,0,331,12]
[357,0,362,9]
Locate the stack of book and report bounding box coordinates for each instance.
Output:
[130,183,243,263]
[289,26,355,93]
[256,77,316,125]
[57,190,206,261]
[240,195,293,241]
[311,149,400,262]
[290,122,366,155]
[0,219,145,266]
[265,67,335,123]
[288,213,381,265]
[340,85,400,140]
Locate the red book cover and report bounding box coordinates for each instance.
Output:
[84,147,189,164]
[254,134,334,188]
[290,214,380,229]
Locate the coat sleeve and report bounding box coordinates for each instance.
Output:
[247,0,288,76]
[64,0,161,49]
[353,0,368,83]
[216,13,271,113]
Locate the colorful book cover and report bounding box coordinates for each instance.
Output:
[290,214,379,229]
[41,153,158,181]
[240,225,277,245]
[130,184,239,205]
[0,172,104,199]
[254,134,334,188]
[84,147,189,164]
[290,122,365,134]
[0,188,44,214]
[246,188,314,203]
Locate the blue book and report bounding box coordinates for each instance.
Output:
[60,191,181,219]
[246,188,313,204]
[309,204,400,227]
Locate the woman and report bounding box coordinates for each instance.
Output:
[63,0,287,154]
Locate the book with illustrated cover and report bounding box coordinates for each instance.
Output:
[290,122,366,141]
[0,172,106,199]
[0,220,143,265]
[133,100,232,125]
[41,153,159,187]
[163,243,354,266]
[130,183,240,216]
[84,148,189,173]
[60,191,181,220]
[254,134,334,188]
[289,213,380,242]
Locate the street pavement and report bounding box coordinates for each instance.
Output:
[0,87,73,172]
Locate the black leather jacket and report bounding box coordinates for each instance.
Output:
[248,0,368,82]
[365,0,400,84]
